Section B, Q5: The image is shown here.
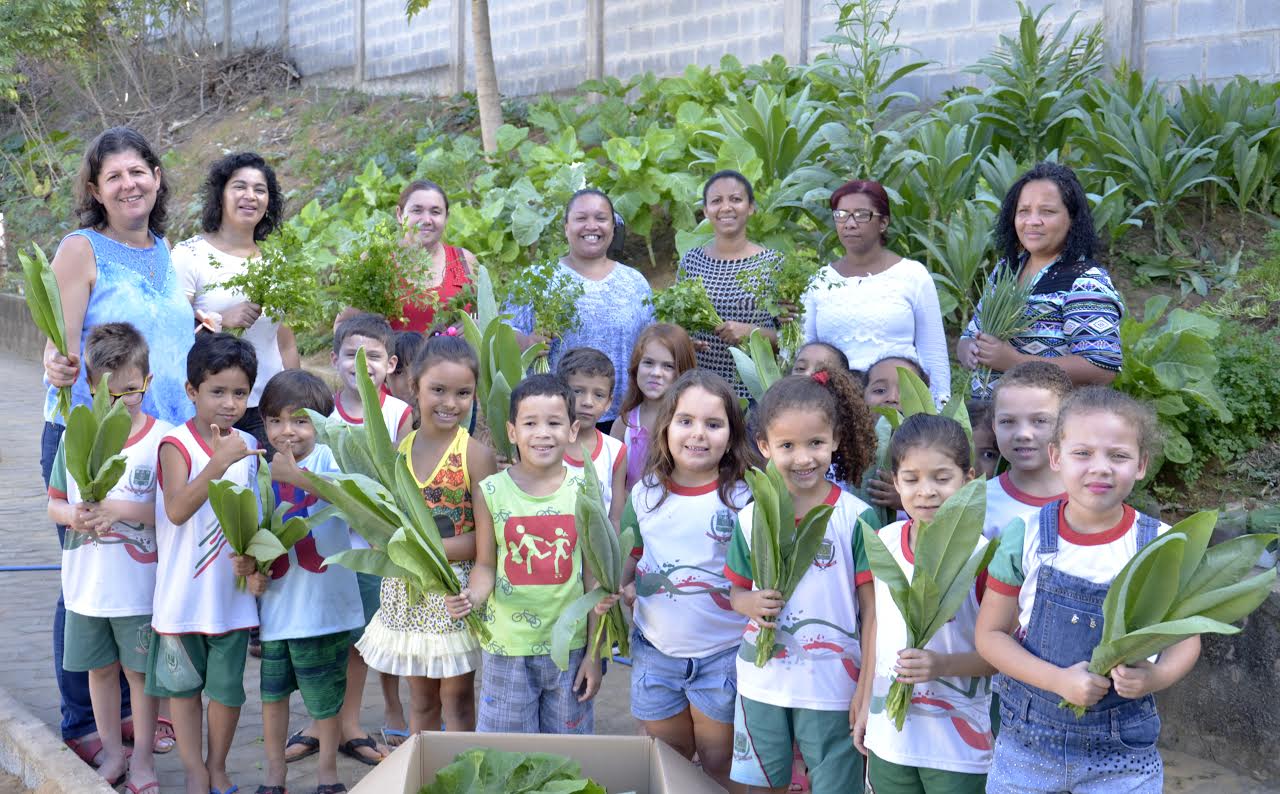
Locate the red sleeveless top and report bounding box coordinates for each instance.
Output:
[392,245,471,332]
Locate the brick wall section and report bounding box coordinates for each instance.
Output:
[189,0,1279,97]
[1143,0,1280,81]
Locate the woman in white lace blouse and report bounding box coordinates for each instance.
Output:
[800,179,950,406]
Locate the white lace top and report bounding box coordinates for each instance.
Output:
[801,258,950,406]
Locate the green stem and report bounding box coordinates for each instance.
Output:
[754,628,775,668]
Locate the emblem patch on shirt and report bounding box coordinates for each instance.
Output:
[812,538,836,569]
[502,514,578,585]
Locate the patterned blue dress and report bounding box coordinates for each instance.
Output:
[962,254,1124,398]
[44,229,195,425]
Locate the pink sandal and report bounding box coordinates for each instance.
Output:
[121,716,176,754]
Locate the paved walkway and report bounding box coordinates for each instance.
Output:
[0,350,1269,793]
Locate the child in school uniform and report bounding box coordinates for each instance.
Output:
[232,369,364,794]
[725,367,880,794]
[47,322,169,794]
[559,347,628,526]
[983,361,1072,540]
[976,387,1199,793]
[859,414,996,793]
[446,374,606,734]
[147,333,261,794]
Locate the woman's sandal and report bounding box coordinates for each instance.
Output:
[284,732,320,763]
[314,785,347,794]
[338,735,384,766]
[126,783,160,794]
[121,716,177,754]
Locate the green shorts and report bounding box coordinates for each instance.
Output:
[62,612,152,673]
[144,630,250,707]
[868,750,987,794]
[730,695,864,794]
[260,632,349,719]
[350,572,382,643]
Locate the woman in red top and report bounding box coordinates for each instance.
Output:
[334,179,477,332]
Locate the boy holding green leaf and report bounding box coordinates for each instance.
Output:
[231,369,363,794]
[445,374,605,734]
[149,332,261,794]
[47,322,170,793]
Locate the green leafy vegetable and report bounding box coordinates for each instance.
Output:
[862,478,998,730]
[419,747,606,794]
[737,248,821,359]
[63,373,133,507]
[211,225,325,334]
[743,461,835,667]
[550,443,634,671]
[19,243,72,420]
[647,276,723,334]
[730,328,783,403]
[329,220,434,323]
[206,457,312,590]
[972,266,1034,394]
[502,260,584,372]
[1057,511,1276,716]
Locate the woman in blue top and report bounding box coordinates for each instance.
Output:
[40,126,195,769]
[512,189,653,428]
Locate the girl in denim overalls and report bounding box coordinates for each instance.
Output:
[975,387,1201,793]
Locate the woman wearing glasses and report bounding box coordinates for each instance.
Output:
[801,179,950,406]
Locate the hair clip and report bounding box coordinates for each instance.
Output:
[811,370,830,386]
[435,326,460,337]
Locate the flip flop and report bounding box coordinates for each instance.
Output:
[284,732,319,763]
[338,735,383,766]
[253,787,287,794]
[314,786,347,794]
[126,783,160,794]
[210,787,239,794]
[380,726,409,748]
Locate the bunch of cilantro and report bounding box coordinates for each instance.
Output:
[647,276,723,335]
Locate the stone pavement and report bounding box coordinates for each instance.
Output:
[0,350,1269,793]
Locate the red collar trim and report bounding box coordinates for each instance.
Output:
[1057,501,1136,546]
[334,389,388,424]
[900,520,915,564]
[125,415,157,448]
[564,428,604,466]
[668,478,719,497]
[999,472,1063,507]
[823,482,841,506]
[186,419,214,456]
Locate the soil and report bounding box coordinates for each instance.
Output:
[0,770,25,794]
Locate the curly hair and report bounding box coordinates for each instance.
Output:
[74,127,168,236]
[200,152,284,242]
[756,367,876,486]
[995,162,1098,270]
[644,369,758,509]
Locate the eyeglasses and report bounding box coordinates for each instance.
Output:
[833,209,883,224]
[90,375,151,406]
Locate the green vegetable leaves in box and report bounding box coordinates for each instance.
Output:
[19,244,72,420]
[646,276,723,335]
[861,478,1000,730]
[743,461,835,668]
[419,747,605,794]
[63,373,134,507]
[551,444,634,671]
[1059,510,1276,717]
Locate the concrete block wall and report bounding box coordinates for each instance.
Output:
[604,0,785,81]
[1143,0,1280,81]
[288,0,357,75]
[477,0,588,97]
[229,0,284,48]
[363,0,453,83]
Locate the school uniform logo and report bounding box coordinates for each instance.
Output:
[502,514,578,585]
[812,538,836,569]
[705,509,735,545]
[130,465,155,490]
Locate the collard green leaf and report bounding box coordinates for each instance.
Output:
[1120,532,1186,631]
[246,529,288,568]
[1173,511,1217,592]
[257,450,276,518]
[1168,567,1276,623]
[487,370,515,460]
[86,454,128,503]
[63,405,96,497]
[550,588,607,672]
[1178,532,1278,602]
[275,516,312,552]
[747,329,782,386]
[919,536,999,642]
[783,504,834,596]
[300,471,401,549]
[730,345,765,402]
[354,346,397,484]
[896,367,935,417]
[863,521,913,637]
[913,478,986,589]
[322,548,411,579]
[89,399,132,486]
[1089,616,1242,676]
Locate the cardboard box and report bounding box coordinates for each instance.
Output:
[350,731,727,794]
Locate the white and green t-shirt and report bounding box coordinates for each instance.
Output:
[626,478,750,658]
[152,420,260,635]
[564,428,626,516]
[983,472,1062,540]
[987,502,1170,630]
[865,520,993,775]
[725,485,877,710]
[51,415,170,618]
[480,467,586,657]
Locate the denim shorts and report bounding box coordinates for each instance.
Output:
[629,629,737,724]
[476,648,593,735]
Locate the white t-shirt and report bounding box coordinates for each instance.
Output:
[563,428,627,517]
[988,502,1170,630]
[983,472,1063,540]
[52,415,171,617]
[257,444,365,641]
[152,420,261,634]
[865,520,994,774]
[171,236,284,407]
[626,478,750,658]
[801,258,950,406]
[330,389,412,550]
[725,486,877,710]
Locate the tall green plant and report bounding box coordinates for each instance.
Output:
[912,201,997,324]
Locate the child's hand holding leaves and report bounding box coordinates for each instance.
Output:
[736,588,784,629]
[230,553,257,579]
[247,571,269,597]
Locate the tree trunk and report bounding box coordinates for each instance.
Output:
[471,0,501,153]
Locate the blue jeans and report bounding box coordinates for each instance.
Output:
[42,421,131,741]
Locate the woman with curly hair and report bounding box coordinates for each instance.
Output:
[957,162,1124,397]
[172,151,299,445]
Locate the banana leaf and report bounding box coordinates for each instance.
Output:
[19,244,72,420]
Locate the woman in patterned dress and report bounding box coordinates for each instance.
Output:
[675,170,782,398]
[957,162,1124,398]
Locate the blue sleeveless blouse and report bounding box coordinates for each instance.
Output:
[44,229,195,425]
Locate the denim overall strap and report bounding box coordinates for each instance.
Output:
[1135,510,1158,549]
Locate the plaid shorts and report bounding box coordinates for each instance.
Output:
[476,649,593,735]
[260,632,349,719]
